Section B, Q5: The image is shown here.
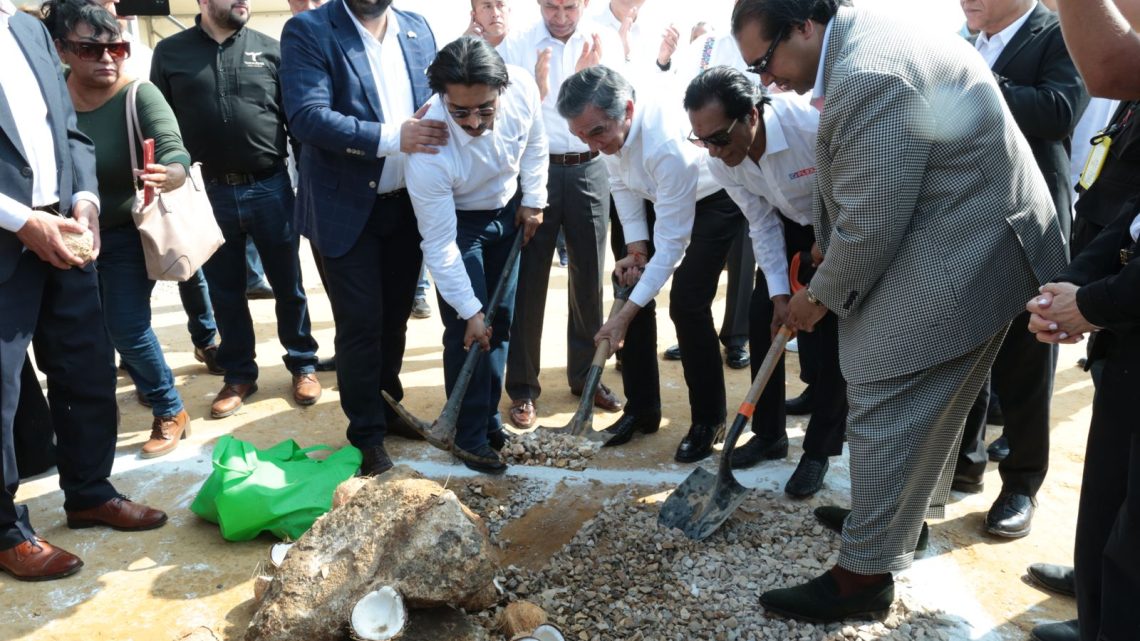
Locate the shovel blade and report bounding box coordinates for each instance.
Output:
[657,467,750,541]
[381,391,452,452]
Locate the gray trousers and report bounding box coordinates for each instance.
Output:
[506,157,609,400]
[839,326,1008,574]
[719,217,754,349]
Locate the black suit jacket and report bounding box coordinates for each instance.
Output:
[991,3,1089,243]
[0,12,99,284]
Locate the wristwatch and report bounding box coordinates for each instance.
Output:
[805,287,824,307]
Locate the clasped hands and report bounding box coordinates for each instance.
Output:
[1026,282,1097,344]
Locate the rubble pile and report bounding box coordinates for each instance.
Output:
[456,477,552,539]
[501,431,602,471]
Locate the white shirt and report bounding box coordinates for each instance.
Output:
[592,6,672,91]
[498,20,594,154]
[1071,97,1120,202]
[974,2,1037,68]
[606,99,721,307]
[406,68,548,320]
[346,4,416,193]
[708,94,819,298]
[1131,212,1140,242]
[810,18,835,109]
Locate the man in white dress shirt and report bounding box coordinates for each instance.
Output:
[406,36,547,474]
[684,66,847,497]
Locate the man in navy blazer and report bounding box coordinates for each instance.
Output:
[0,2,166,581]
[281,0,443,475]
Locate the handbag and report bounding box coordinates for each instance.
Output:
[125,81,224,281]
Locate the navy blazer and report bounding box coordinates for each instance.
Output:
[0,12,99,284]
[280,3,436,259]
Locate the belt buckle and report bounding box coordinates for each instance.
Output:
[1122,248,1134,265]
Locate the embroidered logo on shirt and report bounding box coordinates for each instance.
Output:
[789,167,816,180]
[244,52,266,68]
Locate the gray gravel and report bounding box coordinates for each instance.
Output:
[454,476,553,539]
[501,431,602,471]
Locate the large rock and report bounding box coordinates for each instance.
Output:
[402,608,489,641]
[245,466,499,641]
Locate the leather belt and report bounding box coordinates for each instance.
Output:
[203,163,284,186]
[377,188,408,201]
[549,151,599,166]
[32,202,61,215]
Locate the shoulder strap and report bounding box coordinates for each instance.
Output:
[124,80,145,173]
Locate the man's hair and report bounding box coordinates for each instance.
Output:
[683,66,771,121]
[427,36,510,94]
[41,0,121,41]
[556,65,636,122]
[731,0,850,40]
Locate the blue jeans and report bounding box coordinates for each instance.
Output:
[415,263,429,299]
[245,237,269,291]
[203,170,318,383]
[97,226,184,417]
[439,201,519,452]
[177,268,217,349]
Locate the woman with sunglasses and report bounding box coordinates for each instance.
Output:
[43,0,194,459]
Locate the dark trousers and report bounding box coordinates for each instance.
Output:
[0,253,118,549]
[956,311,1055,496]
[322,194,422,449]
[440,202,520,452]
[748,217,847,457]
[669,189,745,425]
[177,268,217,350]
[720,218,755,349]
[14,353,54,479]
[609,199,660,416]
[507,158,608,400]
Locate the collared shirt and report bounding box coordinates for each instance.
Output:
[498,19,593,154]
[344,3,415,193]
[810,17,835,109]
[606,100,721,308]
[1131,212,1140,242]
[708,93,819,298]
[150,16,287,174]
[406,68,548,320]
[592,6,672,90]
[974,2,1037,68]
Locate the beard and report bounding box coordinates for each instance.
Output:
[210,1,249,30]
[345,0,393,20]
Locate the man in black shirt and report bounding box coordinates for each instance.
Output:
[152,0,322,418]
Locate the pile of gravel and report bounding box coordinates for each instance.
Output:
[501,431,602,471]
[454,477,552,539]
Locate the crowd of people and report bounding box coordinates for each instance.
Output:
[0,0,1135,638]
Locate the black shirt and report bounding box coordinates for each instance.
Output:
[1074,101,1140,227]
[150,16,287,175]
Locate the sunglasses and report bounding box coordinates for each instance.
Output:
[60,40,131,62]
[746,26,786,76]
[688,118,741,148]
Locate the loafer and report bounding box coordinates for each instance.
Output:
[0,538,83,581]
[1026,563,1075,597]
[786,386,814,415]
[246,283,274,300]
[602,411,661,447]
[814,506,929,553]
[488,429,510,452]
[986,492,1036,538]
[1030,620,1079,641]
[674,422,727,463]
[785,454,829,498]
[314,356,337,372]
[509,399,537,429]
[385,412,426,441]
[359,444,393,477]
[194,345,224,375]
[292,373,322,406]
[140,410,190,459]
[759,571,894,623]
[987,435,1010,462]
[454,443,507,474]
[725,345,750,369]
[210,382,257,419]
[951,472,985,494]
[729,433,789,469]
[663,344,682,361]
[571,383,623,413]
[66,496,168,531]
[411,296,432,319]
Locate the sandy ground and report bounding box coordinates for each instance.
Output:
[2,241,1089,641]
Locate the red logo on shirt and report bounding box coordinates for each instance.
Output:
[788,167,816,180]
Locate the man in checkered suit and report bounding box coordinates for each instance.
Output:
[731,0,1068,622]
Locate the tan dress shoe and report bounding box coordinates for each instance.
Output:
[66,496,168,531]
[0,538,83,581]
[509,399,536,429]
[292,373,322,405]
[140,410,190,459]
[211,382,257,418]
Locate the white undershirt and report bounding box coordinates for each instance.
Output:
[974,2,1037,68]
[1130,212,1140,242]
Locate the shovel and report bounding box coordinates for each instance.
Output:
[383,231,526,464]
[657,326,793,541]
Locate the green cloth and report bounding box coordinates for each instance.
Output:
[75,82,191,230]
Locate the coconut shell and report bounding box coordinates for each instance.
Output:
[332,476,371,509]
[495,601,547,638]
[62,229,94,263]
[253,575,274,603]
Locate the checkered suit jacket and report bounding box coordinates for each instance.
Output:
[280,4,435,259]
[809,7,1068,384]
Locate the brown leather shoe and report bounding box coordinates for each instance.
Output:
[211,382,257,418]
[509,399,536,429]
[292,373,322,406]
[0,538,83,581]
[572,382,623,412]
[66,496,168,531]
[140,410,191,459]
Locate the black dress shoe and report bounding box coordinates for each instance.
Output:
[455,443,507,475]
[785,454,829,498]
[725,346,750,369]
[663,344,682,361]
[786,386,814,415]
[246,283,275,300]
[987,435,1010,462]
[488,429,510,452]
[1026,563,1075,597]
[760,571,894,623]
[674,422,727,463]
[986,492,1036,538]
[729,433,789,469]
[601,411,661,447]
[814,506,929,552]
[1030,620,1079,641]
[360,445,393,476]
[951,472,984,494]
[315,356,337,372]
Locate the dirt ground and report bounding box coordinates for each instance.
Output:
[2,242,1089,641]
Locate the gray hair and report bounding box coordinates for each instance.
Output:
[557,66,636,122]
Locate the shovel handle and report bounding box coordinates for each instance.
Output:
[717,326,793,479]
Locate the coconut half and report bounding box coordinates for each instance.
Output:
[528,624,566,641]
[269,542,293,568]
[496,600,547,637]
[350,586,407,641]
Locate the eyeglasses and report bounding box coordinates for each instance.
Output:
[60,40,131,62]
[445,97,497,121]
[745,26,786,76]
[688,118,741,148]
